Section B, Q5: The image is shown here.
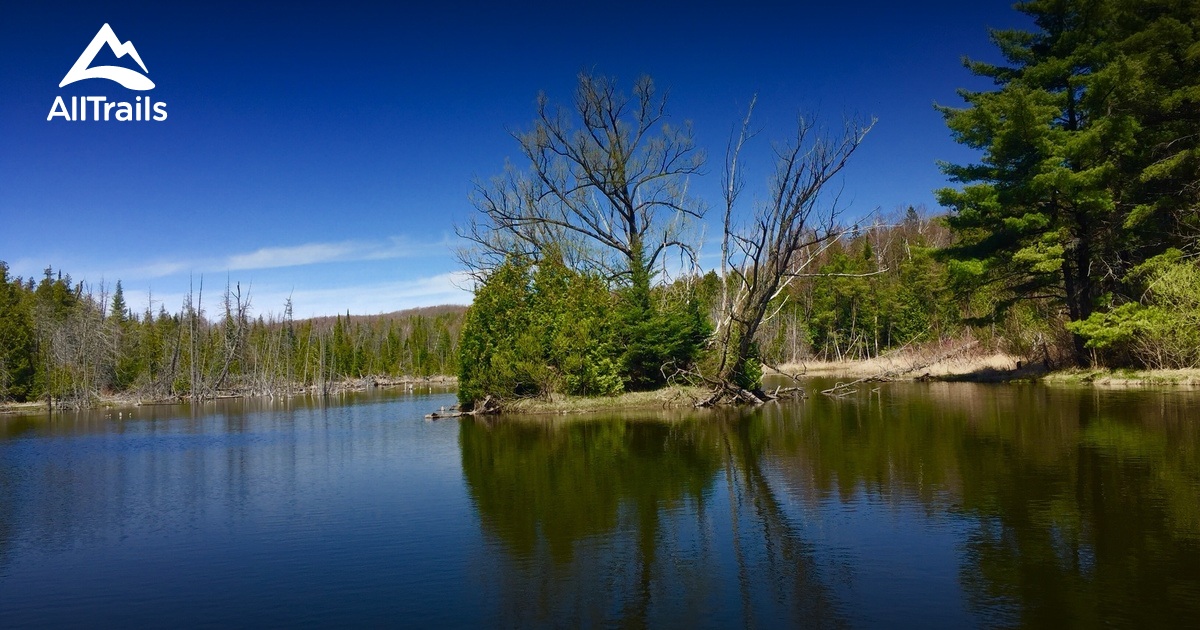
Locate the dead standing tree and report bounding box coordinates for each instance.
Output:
[703,108,874,405]
[211,280,251,394]
[457,73,706,298]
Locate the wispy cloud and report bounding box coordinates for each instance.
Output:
[137,261,189,278]
[224,241,361,270]
[6,233,468,319]
[276,272,473,317]
[105,235,451,280]
[123,271,472,319]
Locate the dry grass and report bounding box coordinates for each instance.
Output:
[775,352,1021,381]
[776,349,1200,388]
[500,386,710,415]
[0,400,53,415]
[1043,368,1200,387]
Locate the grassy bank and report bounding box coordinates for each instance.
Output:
[1,375,457,415]
[498,386,711,415]
[774,352,1023,381]
[777,354,1200,388]
[1042,368,1200,387]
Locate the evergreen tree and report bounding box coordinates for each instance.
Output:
[457,249,632,407]
[108,280,142,390]
[936,0,1200,364]
[109,281,128,322]
[457,255,540,405]
[0,262,37,401]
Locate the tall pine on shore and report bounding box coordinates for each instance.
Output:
[937,0,1199,365]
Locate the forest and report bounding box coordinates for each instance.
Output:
[3,0,1198,410]
[0,263,463,407]
[2,208,968,409]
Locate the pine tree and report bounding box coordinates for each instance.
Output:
[109,281,128,322]
[0,262,37,401]
[108,280,140,390]
[936,0,1199,364]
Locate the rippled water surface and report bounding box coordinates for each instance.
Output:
[2,383,1199,627]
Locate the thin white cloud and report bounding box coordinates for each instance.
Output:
[225,241,360,270]
[136,261,189,278]
[8,236,470,319]
[222,236,447,272]
[277,272,473,318]
[123,272,473,320]
[91,235,452,280]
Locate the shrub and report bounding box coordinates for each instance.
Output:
[1069,251,1200,369]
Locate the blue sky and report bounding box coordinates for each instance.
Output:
[0,1,1027,318]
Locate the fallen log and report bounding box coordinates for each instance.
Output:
[427,395,499,420]
[821,340,980,396]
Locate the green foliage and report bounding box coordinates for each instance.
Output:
[1067,303,1145,351]
[108,280,142,391]
[458,253,626,407]
[1069,252,1200,368]
[732,347,762,392]
[0,262,462,406]
[616,291,710,391]
[531,256,623,397]
[457,248,711,406]
[458,256,539,405]
[937,0,1200,365]
[777,215,960,363]
[0,262,37,401]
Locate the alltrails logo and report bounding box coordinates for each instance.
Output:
[48,23,167,122]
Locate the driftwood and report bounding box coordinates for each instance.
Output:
[425,395,500,420]
[696,384,807,408]
[821,340,980,397]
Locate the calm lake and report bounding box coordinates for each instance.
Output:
[2,382,1198,628]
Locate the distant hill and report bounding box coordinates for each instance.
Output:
[302,304,468,326]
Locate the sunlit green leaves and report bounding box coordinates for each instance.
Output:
[938,0,1200,364]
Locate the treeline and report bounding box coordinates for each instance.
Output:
[0,263,464,407]
[457,199,1122,404]
[455,0,1200,411]
[457,206,976,403]
[756,209,1200,372]
[753,207,961,365]
[751,0,1200,371]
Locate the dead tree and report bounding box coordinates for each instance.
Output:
[211,280,250,393]
[457,73,706,299]
[703,109,874,405]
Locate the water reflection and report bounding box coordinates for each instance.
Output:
[462,411,852,627]
[2,383,1198,626]
[463,384,1200,627]
[0,388,472,627]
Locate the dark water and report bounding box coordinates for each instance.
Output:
[2,383,1199,628]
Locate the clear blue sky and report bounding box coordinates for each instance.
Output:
[0,0,1028,318]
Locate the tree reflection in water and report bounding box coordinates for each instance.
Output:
[460,411,845,628]
[461,383,1200,627]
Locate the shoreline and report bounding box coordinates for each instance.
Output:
[773,352,1023,381]
[8,361,1199,418]
[0,375,458,415]
[1040,368,1200,387]
[492,386,713,416]
[774,356,1200,388]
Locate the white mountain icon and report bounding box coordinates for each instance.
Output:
[59,23,154,90]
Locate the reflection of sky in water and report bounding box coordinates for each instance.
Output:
[768,473,983,627]
[1,383,1199,627]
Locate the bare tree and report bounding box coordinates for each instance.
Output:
[704,111,874,404]
[458,73,706,300]
[211,279,251,393]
